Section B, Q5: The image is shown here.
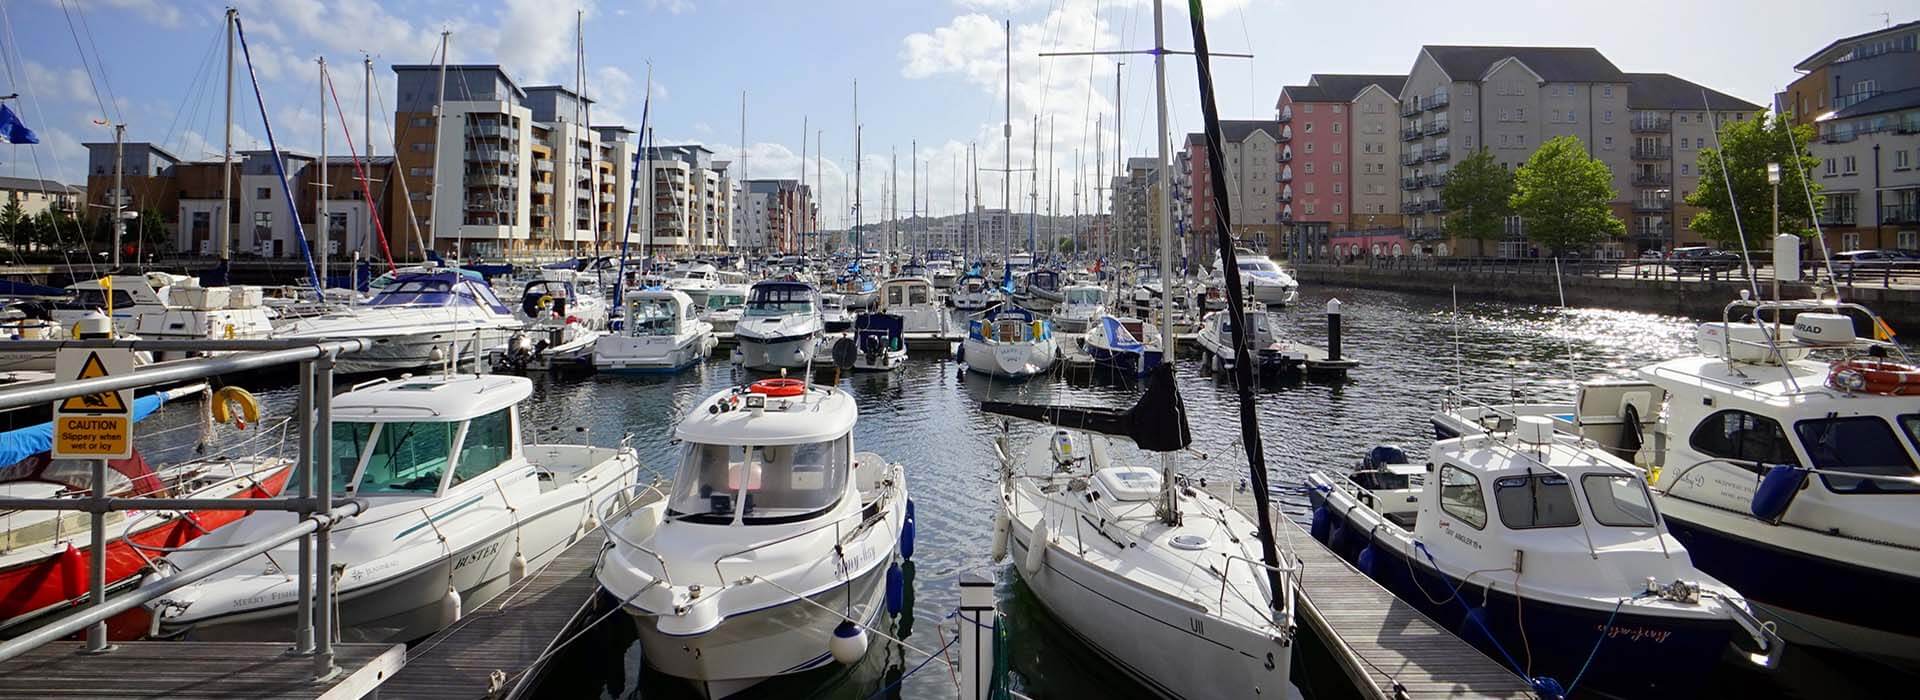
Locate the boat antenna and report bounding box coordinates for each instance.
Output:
[1183,0,1286,610]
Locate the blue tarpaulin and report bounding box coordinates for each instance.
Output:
[0,393,168,467]
[0,279,69,298]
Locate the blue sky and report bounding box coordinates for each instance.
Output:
[0,0,1903,230]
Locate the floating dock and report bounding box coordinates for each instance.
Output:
[1207,486,1533,700]
[0,641,402,699]
[379,529,610,699]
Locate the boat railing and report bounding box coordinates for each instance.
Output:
[710,498,892,584]
[593,480,676,585]
[1439,381,1573,424]
[1717,299,1914,391]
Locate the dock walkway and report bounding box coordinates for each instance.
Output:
[1209,486,1534,700]
[379,529,608,700]
[0,641,402,699]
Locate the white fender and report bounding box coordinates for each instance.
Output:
[1021,518,1050,576]
[990,510,1010,562]
[441,584,464,625]
[510,550,529,579]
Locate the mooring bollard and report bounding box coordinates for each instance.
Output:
[958,570,997,700]
[1326,298,1343,362]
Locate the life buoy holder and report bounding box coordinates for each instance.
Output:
[211,386,263,429]
[1829,358,1920,396]
[748,378,806,397]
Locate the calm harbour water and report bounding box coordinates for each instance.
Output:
[130,285,1913,700]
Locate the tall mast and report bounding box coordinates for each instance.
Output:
[1030,114,1039,254]
[431,31,448,257]
[853,80,861,255]
[1115,62,1123,257]
[738,89,746,254]
[219,8,235,270]
[362,54,373,261]
[815,129,822,256]
[890,147,898,256]
[967,143,976,259]
[1003,19,1011,261]
[318,57,329,288]
[1095,115,1103,260]
[910,140,917,254]
[1150,0,1178,524]
[111,123,124,269]
[577,10,596,256]
[799,115,807,256]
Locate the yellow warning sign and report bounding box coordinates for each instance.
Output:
[51,347,135,460]
[57,352,128,413]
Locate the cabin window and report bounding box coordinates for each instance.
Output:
[667,438,850,523]
[1689,410,1798,472]
[909,285,930,305]
[745,286,813,316]
[1902,415,1920,452]
[1494,474,1580,529]
[71,289,136,309]
[1795,417,1920,494]
[888,286,907,306]
[451,409,513,486]
[329,422,374,493]
[1437,464,1487,529]
[1582,474,1657,527]
[352,421,455,494]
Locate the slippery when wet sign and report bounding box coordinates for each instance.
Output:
[52,348,134,460]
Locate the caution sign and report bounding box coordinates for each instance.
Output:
[51,348,135,460]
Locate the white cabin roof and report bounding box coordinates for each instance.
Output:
[333,374,530,422]
[1638,354,1911,410]
[676,384,857,447]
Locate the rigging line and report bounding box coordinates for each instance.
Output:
[369,60,429,260]
[55,0,115,124]
[1699,90,1760,301]
[323,67,399,274]
[0,0,89,276]
[154,23,224,162]
[68,0,123,124]
[1776,106,1841,300]
[232,16,322,297]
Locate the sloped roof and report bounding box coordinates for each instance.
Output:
[1219,120,1280,142]
[1423,45,1625,83]
[1624,73,1761,111]
[1822,86,1920,121]
[1309,73,1409,100]
[0,176,80,193]
[1795,19,1920,71]
[1279,84,1333,103]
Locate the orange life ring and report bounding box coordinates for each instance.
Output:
[748,378,807,397]
[1829,358,1920,396]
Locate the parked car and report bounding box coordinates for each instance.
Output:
[1666,246,1743,273]
[1829,249,1918,274]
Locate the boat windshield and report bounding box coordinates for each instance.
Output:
[746,286,813,317]
[371,279,455,305]
[1238,259,1281,273]
[1492,474,1580,529]
[705,292,746,311]
[628,300,680,336]
[1582,474,1657,527]
[331,420,456,495]
[70,289,137,309]
[886,284,931,307]
[667,436,851,523]
[1066,288,1103,305]
[1794,416,1920,494]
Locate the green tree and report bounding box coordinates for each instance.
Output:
[0,200,25,252]
[1511,135,1624,254]
[1440,148,1515,256]
[1684,111,1821,250]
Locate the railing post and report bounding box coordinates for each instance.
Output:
[958,570,996,700]
[83,457,112,654]
[293,359,315,655]
[312,351,339,682]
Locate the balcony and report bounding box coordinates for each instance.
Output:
[1425,150,1450,163]
[1820,130,1858,144]
[1278,108,1292,123]
[1631,173,1671,187]
[465,123,515,140]
[469,148,516,163]
[1277,149,1292,163]
[534,160,554,173]
[1884,203,1920,224]
[1633,223,1672,240]
[1630,117,1672,134]
[1424,120,1450,136]
[465,173,512,188]
[599,192,616,204]
[1279,168,1293,183]
[1402,200,1422,213]
[1425,94,1449,111]
[532,204,552,217]
[1401,175,1426,191]
[1818,209,1857,226]
[1632,199,1672,213]
[1401,152,1424,166]
[1279,126,1292,143]
[1631,145,1672,161]
[1402,127,1424,142]
[534,182,554,195]
[1400,100,1421,117]
[1278,191,1293,203]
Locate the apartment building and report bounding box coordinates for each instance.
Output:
[1178,120,1285,258]
[734,179,812,254]
[1623,73,1760,253]
[641,145,733,253]
[1791,21,1920,251]
[0,176,83,217]
[1398,46,1633,257]
[1109,157,1169,257]
[83,142,183,229]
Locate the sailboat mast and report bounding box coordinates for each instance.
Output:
[362,55,373,261]
[800,115,807,256]
[318,57,329,288]
[578,11,597,256]
[1115,62,1122,257]
[1094,115,1103,261]
[431,31,448,258]
[815,129,822,256]
[219,8,235,268]
[1031,114,1038,254]
[890,147,898,257]
[1150,0,1178,524]
[911,139,917,254]
[1003,19,1011,261]
[853,80,861,255]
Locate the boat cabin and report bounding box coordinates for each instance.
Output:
[624,289,699,337]
[744,281,817,318]
[880,277,936,310]
[1062,285,1106,307]
[667,383,860,525]
[325,375,531,499]
[972,306,1049,344]
[368,271,512,315]
[521,278,586,319]
[1025,269,1061,295]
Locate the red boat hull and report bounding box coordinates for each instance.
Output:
[0,466,293,638]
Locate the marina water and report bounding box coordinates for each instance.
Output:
[127,286,1912,699]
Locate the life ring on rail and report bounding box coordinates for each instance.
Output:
[1829,358,1920,396]
[211,386,263,429]
[748,378,806,397]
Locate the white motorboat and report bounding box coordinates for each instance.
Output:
[819,293,853,333]
[1435,298,1920,664]
[875,276,950,339]
[595,378,910,698]
[1050,284,1108,334]
[847,313,906,371]
[927,259,959,290]
[987,369,1298,699]
[666,262,721,309]
[274,269,521,374]
[152,373,640,642]
[733,280,825,372]
[1016,268,1064,311]
[489,273,608,373]
[699,284,750,337]
[594,289,717,374]
[32,273,274,364]
[950,273,998,311]
[959,305,1056,379]
[1230,254,1299,307]
[1307,417,1780,698]
[1082,315,1163,377]
[1194,309,1305,376]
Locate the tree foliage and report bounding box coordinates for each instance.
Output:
[1684,112,1821,250]
[1440,148,1515,244]
[0,200,26,251]
[1511,135,1624,254]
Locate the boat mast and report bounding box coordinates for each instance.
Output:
[578,11,596,257]
[431,31,448,259]
[815,129,822,256]
[219,7,235,273]
[799,115,807,256]
[737,89,746,256]
[1115,62,1122,259]
[363,54,373,262]
[853,80,861,256]
[1149,0,1178,525]
[911,139,917,255]
[1031,114,1039,255]
[318,57,329,288]
[1094,115,1103,262]
[1003,19,1012,265]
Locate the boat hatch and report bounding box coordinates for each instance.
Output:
[1094,466,1160,502]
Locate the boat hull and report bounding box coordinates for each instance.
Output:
[961,338,1056,379]
[1310,489,1739,698]
[734,334,819,371]
[334,327,515,374]
[595,334,717,374]
[1084,342,1162,376]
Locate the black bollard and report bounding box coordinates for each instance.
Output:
[1326,298,1343,362]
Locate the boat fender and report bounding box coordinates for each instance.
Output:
[900,499,917,560]
[829,620,869,665]
[1021,519,1049,576]
[1750,464,1808,524]
[441,584,463,626]
[1356,540,1377,576]
[210,386,262,430]
[1309,504,1330,542]
[990,510,1010,561]
[510,550,528,580]
[1326,513,1353,559]
[885,562,904,615]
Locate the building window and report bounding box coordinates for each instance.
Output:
[1516,108,1526,121]
[1305,143,1315,154]
[1464,108,1474,123]
[1333,162,1343,175]
[1333,105,1344,114]
[1305,183,1316,194]
[1603,136,1614,149]
[410,143,433,153]
[1332,122,1343,134]
[410,117,431,127]
[1568,85,1577,97]
[1682,164,1691,176]
[1333,142,1343,154]
[1304,162,1314,174]
[1517,134,1526,147]
[1898,149,1913,170]
[1305,122,1315,133]
[1465,135,1474,149]
[1333,182,1343,193]
[1305,204,1315,215]
[255,187,271,200]
[410,167,434,177]
[1825,158,1837,176]
[1333,203,1343,215]
[1843,155,1858,174]
[1603,85,1614,98]
[1501,109,1511,121]
[1603,110,1613,123]
[1500,134,1510,147]
[1304,104,1314,113]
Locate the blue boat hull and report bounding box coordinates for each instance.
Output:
[1085,343,1163,376]
[1309,490,1738,699]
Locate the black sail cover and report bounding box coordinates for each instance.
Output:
[981,363,1192,452]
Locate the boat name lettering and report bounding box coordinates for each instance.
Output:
[454,541,503,571]
[347,559,400,582]
[1595,623,1671,643]
[1446,529,1481,550]
[234,589,297,607]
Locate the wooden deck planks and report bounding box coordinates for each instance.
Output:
[1206,486,1534,700]
[0,641,402,699]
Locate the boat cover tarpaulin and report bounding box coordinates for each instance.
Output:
[0,280,69,298]
[981,363,1191,452]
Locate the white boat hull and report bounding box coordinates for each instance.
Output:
[735,334,820,371]
[961,337,1057,378]
[595,333,717,374]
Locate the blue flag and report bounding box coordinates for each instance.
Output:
[0,105,38,145]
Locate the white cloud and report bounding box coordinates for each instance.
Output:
[647,0,695,13]
[86,0,184,28]
[22,61,95,106]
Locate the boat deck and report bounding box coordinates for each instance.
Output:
[377,529,609,699]
[0,641,403,699]
[1206,485,1534,700]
